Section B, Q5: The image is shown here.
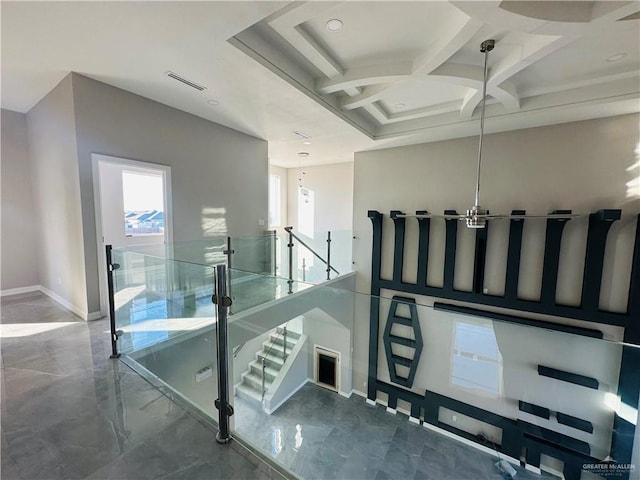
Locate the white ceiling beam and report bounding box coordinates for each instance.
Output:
[316,61,413,94]
[411,14,483,74]
[387,100,462,123]
[336,13,482,112]
[340,83,400,110]
[459,81,520,119]
[268,2,345,79]
[363,103,389,124]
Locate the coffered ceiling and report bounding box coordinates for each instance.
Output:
[231,0,640,154]
[2,1,639,167]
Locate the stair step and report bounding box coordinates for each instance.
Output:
[249,361,279,382]
[262,341,291,357]
[242,371,272,391]
[235,382,262,405]
[276,327,301,340]
[268,333,297,349]
[256,351,285,369]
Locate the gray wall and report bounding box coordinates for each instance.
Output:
[17,73,269,317]
[353,114,639,306]
[26,76,88,315]
[351,113,640,460]
[70,73,268,315]
[1,109,39,291]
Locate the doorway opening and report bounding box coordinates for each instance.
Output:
[315,346,339,391]
[92,154,173,316]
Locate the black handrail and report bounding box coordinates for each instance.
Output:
[284,227,339,276]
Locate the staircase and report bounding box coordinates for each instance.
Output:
[236,327,301,407]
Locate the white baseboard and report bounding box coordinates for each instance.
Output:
[2,284,104,321]
[352,389,367,398]
[39,286,92,321]
[87,311,104,321]
[264,378,309,415]
[0,285,40,297]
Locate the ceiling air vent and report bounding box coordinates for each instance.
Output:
[165,71,206,91]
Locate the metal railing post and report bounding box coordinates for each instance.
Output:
[284,226,339,279]
[224,236,234,315]
[261,357,266,403]
[302,257,306,282]
[287,227,294,294]
[213,264,234,444]
[326,231,332,280]
[283,325,287,361]
[105,245,120,359]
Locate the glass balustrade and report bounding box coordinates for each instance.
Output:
[107,237,636,480]
[111,248,218,417]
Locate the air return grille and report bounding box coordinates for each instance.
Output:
[165,71,206,91]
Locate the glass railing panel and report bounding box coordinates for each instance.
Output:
[111,249,219,418]
[226,282,636,480]
[273,228,352,284]
[230,233,278,276]
[228,269,315,316]
[227,278,357,476]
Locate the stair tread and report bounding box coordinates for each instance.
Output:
[235,383,262,401]
[259,351,288,363]
[270,333,298,343]
[262,341,291,354]
[243,371,272,382]
[249,361,280,376]
[276,328,301,339]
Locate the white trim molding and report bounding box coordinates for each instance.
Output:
[0,285,41,297]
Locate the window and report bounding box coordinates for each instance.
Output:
[268,174,281,227]
[451,321,503,397]
[122,171,165,236]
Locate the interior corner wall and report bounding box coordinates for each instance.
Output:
[1,109,39,291]
[26,75,89,317]
[69,74,269,314]
[351,113,640,390]
[286,162,354,232]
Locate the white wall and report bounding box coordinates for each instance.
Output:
[26,76,89,317]
[302,308,353,396]
[353,114,639,304]
[269,164,288,231]
[70,73,269,315]
[1,109,39,292]
[287,162,354,276]
[287,162,353,232]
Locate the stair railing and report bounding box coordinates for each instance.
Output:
[284,227,339,292]
[261,322,290,402]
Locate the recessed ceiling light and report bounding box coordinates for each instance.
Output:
[303,141,312,145]
[395,103,406,109]
[326,19,343,32]
[207,99,220,106]
[606,52,627,62]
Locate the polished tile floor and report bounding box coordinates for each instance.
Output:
[0,292,280,480]
[1,292,557,480]
[233,384,556,480]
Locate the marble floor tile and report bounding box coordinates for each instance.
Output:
[1,293,278,480]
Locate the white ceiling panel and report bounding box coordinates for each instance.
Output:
[2,1,639,168]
